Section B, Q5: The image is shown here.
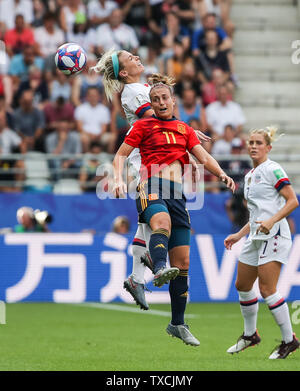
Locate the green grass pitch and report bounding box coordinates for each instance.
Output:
[0,302,299,371]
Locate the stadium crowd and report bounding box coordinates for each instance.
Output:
[0,0,250,193]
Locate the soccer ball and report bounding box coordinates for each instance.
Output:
[55,43,87,75]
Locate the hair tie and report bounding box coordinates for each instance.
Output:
[111,52,119,79]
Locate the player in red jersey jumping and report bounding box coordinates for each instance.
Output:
[112,78,235,346]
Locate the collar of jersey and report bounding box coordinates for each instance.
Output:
[152,115,177,121]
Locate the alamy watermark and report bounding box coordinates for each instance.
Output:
[291,40,300,64]
[291,300,300,325]
[95,161,205,211]
[0,40,6,66]
[0,301,6,324]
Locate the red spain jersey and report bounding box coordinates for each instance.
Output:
[124,116,201,180]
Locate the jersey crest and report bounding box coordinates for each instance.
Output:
[177,123,186,134]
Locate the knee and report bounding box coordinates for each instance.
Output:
[258,282,276,299]
[170,256,189,270]
[235,279,253,292]
[150,217,171,235]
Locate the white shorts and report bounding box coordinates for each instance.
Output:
[239,234,292,267]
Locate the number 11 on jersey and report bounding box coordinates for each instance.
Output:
[163,131,176,144]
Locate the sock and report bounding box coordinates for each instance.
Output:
[238,290,259,336]
[131,239,147,284]
[149,229,169,273]
[169,269,188,326]
[265,291,293,343]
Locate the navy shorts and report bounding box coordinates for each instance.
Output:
[136,177,191,249]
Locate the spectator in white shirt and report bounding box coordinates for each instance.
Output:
[59,0,87,34]
[0,0,33,30]
[95,8,139,54]
[211,123,235,155]
[75,86,111,152]
[206,83,246,139]
[34,12,64,58]
[87,0,118,27]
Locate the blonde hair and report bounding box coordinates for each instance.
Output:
[250,126,284,145]
[90,49,123,101]
[148,73,176,97]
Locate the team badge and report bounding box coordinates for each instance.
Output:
[149,193,158,200]
[177,124,186,134]
[273,168,285,180]
[254,174,261,183]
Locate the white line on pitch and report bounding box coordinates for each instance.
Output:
[73,302,198,318]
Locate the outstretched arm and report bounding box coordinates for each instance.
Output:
[190,144,235,192]
[112,142,135,198]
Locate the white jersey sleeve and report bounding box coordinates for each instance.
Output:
[121,83,151,180]
[244,159,291,240]
[121,83,151,126]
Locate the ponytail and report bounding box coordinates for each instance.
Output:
[90,49,123,101]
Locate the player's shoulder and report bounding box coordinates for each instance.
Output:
[122,83,150,98]
[264,159,284,173]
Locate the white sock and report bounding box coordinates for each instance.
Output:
[131,224,147,284]
[265,291,293,343]
[238,290,259,336]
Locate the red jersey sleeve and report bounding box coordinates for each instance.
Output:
[124,121,144,148]
[187,126,201,151]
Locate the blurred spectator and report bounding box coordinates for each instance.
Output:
[13,65,49,109]
[44,96,75,134]
[95,8,139,53]
[71,54,104,107]
[34,12,64,59]
[139,43,160,83]
[79,141,111,192]
[197,0,235,38]
[0,110,26,192]
[13,89,45,151]
[192,12,231,54]
[0,48,13,108]
[195,29,230,84]
[8,44,44,89]
[225,186,249,233]
[49,69,72,102]
[0,96,14,129]
[163,0,195,28]
[112,215,130,234]
[87,0,118,27]
[201,67,230,106]
[59,0,87,35]
[122,0,152,46]
[4,14,35,56]
[205,83,246,139]
[0,0,34,30]
[189,117,211,153]
[219,137,251,189]
[66,12,96,54]
[211,123,235,155]
[166,40,189,83]
[45,120,82,180]
[177,87,206,130]
[161,11,190,55]
[14,206,49,232]
[32,0,47,28]
[75,86,111,152]
[174,60,202,98]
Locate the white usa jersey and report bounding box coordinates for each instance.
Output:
[121,83,151,174]
[244,159,291,240]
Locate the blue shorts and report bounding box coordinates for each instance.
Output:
[136,177,191,249]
